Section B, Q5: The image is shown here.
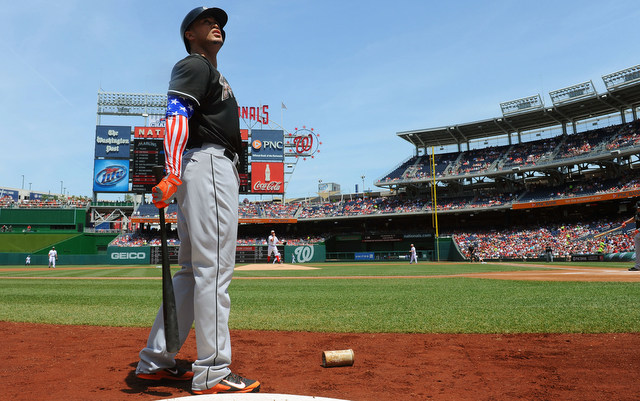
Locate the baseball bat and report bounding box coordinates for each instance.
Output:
[593,226,620,239]
[153,166,180,353]
[592,218,634,239]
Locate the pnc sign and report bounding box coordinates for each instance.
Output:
[250,130,284,161]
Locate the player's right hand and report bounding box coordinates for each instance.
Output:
[152,174,182,208]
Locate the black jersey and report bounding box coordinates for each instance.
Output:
[168,54,241,155]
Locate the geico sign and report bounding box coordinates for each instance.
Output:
[111,252,147,260]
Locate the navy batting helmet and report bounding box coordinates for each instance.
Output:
[180,6,228,53]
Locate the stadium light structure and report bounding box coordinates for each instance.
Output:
[602,65,640,90]
[549,81,597,105]
[500,94,544,116]
[97,91,167,123]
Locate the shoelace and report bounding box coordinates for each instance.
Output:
[224,372,243,384]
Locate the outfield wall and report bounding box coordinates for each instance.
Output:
[0,208,87,231]
[0,253,109,265]
[0,232,117,255]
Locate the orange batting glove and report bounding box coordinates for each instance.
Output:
[152,174,182,209]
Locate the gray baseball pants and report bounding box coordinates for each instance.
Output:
[137,143,240,392]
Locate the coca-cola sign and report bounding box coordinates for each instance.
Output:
[251,162,284,194]
[253,181,283,191]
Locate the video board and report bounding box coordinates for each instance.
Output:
[131,140,164,192]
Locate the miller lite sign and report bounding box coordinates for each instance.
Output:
[251,162,284,194]
[93,159,130,193]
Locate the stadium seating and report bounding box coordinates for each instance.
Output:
[376,121,640,183]
[452,217,634,260]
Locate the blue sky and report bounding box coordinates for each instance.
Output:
[2,1,640,200]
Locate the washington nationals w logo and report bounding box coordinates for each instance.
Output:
[293,134,313,154]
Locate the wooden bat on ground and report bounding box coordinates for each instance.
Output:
[153,166,180,353]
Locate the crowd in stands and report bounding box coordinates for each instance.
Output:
[295,197,428,219]
[111,232,325,247]
[377,120,640,183]
[0,195,91,209]
[500,137,557,170]
[109,230,180,247]
[451,147,502,175]
[133,203,178,218]
[606,120,640,150]
[453,217,634,261]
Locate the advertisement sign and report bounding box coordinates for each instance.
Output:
[95,125,131,158]
[285,245,326,263]
[355,252,375,261]
[570,254,605,262]
[512,188,640,210]
[0,188,19,201]
[250,130,284,161]
[93,159,130,192]
[251,162,284,193]
[108,246,150,264]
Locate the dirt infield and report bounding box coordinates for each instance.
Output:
[2,322,640,400]
[235,263,320,271]
[464,263,640,282]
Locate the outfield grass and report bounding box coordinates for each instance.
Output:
[0,262,638,333]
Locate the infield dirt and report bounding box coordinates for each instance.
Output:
[2,322,640,400]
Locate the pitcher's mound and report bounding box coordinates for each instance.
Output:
[236,263,319,271]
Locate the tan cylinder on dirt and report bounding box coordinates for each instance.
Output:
[322,349,355,367]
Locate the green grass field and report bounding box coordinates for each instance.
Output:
[0,261,638,333]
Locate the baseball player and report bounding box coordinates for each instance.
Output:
[136,6,260,395]
[25,255,31,266]
[48,247,57,268]
[267,229,282,264]
[409,244,417,264]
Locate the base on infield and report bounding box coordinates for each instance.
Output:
[161,393,350,401]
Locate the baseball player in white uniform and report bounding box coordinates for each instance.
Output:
[48,247,57,268]
[409,244,417,264]
[267,230,282,264]
[135,6,260,395]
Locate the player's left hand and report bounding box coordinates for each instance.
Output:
[152,174,182,208]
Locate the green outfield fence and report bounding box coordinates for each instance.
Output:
[0,253,109,265]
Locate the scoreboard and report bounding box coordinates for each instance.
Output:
[238,129,250,194]
[131,139,164,193]
[131,127,165,193]
[129,127,250,194]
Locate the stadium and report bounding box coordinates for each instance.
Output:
[4,0,640,393]
[2,61,640,399]
[3,66,640,267]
